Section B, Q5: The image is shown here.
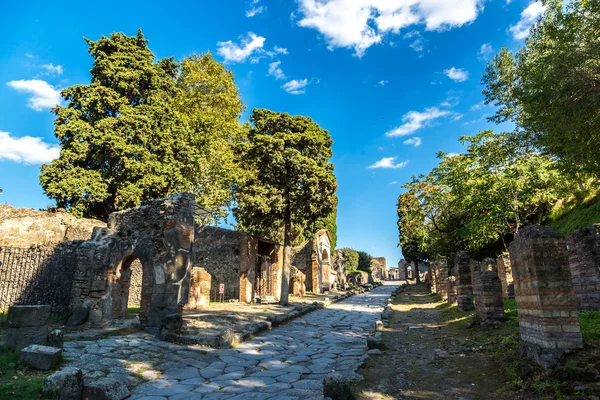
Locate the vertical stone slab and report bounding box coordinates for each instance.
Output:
[454,252,474,311]
[509,225,583,369]
[497,253,514,299]
[566,224,600,310]
[186,267,211,309]
[431,260,438,294]
[437,259,449,301]
[447,255,457,304]
[475,271,505,324]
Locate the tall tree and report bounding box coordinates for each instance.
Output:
[233,109,337,305]
[340,248,359,271]
[357,251,372,273]
[40,32,244,221]
[175,53,246,221]
[483,0,600,177]
[397,191,426,283]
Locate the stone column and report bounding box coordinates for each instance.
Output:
[431,260,438,294]
[437,259,449,300]
[567,224,600,310]
[497,253,514,299]
[475,271,505,324]
[509,225,583,369]
[454,251,474,311]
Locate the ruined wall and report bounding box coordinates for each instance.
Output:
[566,224,600,310]
[192,225,243,301]
[509,225,582,369]
[434,259,449,300]
[0,244,80,319]
[292,241,314,292]
[474,270,505,324]
[497,253,514,299]
[0,205,101,248]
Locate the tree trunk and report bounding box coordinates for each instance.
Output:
[279,204,292,305]
[404,264,409,282]
[415,261,421,284]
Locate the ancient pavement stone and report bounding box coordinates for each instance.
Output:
[65,283,397,399]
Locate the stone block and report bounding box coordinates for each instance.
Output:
[47,329,64,348]
[7,305,51,327]
[67,306,89,327]
[42,367,83,400]
[323,371,363,400]
[454,251,474,311]
[6,326,48,350]
[83,377,130,400]
[20,345,62,370]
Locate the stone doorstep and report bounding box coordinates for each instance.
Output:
[20,344,62,370]
[169,291,358,349]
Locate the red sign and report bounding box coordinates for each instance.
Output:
[219,284,225,294]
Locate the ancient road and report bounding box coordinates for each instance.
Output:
[63,283,398,400]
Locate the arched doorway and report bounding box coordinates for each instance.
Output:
[110,256,154,323]
[321,249,331,292]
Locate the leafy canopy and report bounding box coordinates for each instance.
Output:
[40,31,244,221]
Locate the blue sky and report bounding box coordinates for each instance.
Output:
[0,0,545,267]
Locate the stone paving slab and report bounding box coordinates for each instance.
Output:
[62,284,397,399]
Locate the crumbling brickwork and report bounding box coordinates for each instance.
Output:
[474,271,505,324]
[454,251,474,311]
[435,259,449,300]
[186,267,211,309]
[497,253,514,299]
[566,224,600,310]
[509,225,583,369]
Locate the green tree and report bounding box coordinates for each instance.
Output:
[357,251,372,273]
[302,206,337,249]
[40,31,244,221]
[233,109,337,305]
[397,191,427,283]
[340,248,359,271]
[175,53,246,221]
[483,0,600,177]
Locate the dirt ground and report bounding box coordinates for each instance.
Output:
[356,284,532,400]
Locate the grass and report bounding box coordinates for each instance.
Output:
[548,193,600,235]
[579,310,600,345]
[0,346,48,399]
[127,306,141,314]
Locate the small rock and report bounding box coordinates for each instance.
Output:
[42,367,83,400]
[83,377,130,400]
[47,329,64,348]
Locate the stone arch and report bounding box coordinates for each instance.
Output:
[71,193,195,332]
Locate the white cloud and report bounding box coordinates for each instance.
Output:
[378,80,388,86]
[274,46,288,55]
[217,32,266,63]
[403,30,427,54]
[403,137,422,146]
[7,79,61,111]
[268,61,286,80]
[41,63,64,75]
[478,43,493,61]
[444,67,469,82]
[368,156,409,169]
[0,130,59,164]
[386,107,451,137]
[452,113,463,121]
[246,5,266,17]
[510,2,546,40]
[296,0,485,57]
[282,79,309,95]
[389,181,398,185]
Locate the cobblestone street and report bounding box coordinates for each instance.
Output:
[62,283,398,400]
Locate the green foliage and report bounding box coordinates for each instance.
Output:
[483,0,600,176]
[302,206,337,249]
[40,31,244,221]
[399,130,566,258]
[340,248,359,271]
[549,195,600,235]
[357,251,372,273]
[0,345,46,399]
[579,310,600,345]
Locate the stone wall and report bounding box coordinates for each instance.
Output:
[454,252,474,311]
[566,224,600,310]
[0,244,80,319]
[496,253,514,299]
[0,205,101,248]
[435,259,449,300]
[474,270,505,324]
[192,226,243,301]
[509,225,583,369]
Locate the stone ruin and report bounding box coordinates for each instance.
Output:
[332,249,348,290]
[454,251,474,312]
[71,193,195,333]
[496,253,514,299]
[471,258,504,324]
[566,224,600,310]
[509,225,583,368]
[291,229,333,293]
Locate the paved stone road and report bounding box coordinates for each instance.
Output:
[63,283,397,400]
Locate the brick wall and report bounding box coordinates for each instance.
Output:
[566,224,600,310]
[497,253,514,299]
